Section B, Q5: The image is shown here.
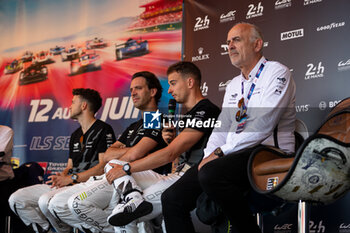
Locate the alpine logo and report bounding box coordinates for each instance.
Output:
[305,62,324,80]
[338,59,350,71]
[304,0,322,5]
[194,15,210,31]
[246,2,264,19]
[281,28,304,41]
[220,10,236,23]
[192,47,210,62]
[275,0,292,10]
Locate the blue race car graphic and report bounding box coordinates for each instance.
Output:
[50,46,65,55]
[115,38,149,61]
[61,46,82,62]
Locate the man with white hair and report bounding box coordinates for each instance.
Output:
[162,22,296,233]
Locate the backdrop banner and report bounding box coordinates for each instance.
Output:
[183,0,350,232]
[0,0,182,174]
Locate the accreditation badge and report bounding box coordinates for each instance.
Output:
[236,116,247,134]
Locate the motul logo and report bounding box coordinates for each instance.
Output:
[281,29,304,41]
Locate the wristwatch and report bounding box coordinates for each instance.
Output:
[123,163,132,175]
[71,173,79,184]
[214,147,224,158]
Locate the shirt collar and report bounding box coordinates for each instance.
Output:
[241,56,267,82]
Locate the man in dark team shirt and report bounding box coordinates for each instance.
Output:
[64,71,170,232]
[103,61,221,232]
[9,88,116,233]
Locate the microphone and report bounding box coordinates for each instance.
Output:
[164,99,176,143]
[168,99,176,119]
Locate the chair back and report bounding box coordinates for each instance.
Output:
[249,98,350,205]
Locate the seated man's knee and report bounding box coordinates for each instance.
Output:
[161,186,176,207]
[8,188,31,212]
[8,191,19,213]
[198,162,218,188]
[38,192,53,216]
[161,184,186,212]
[47,193,66,216]
[67,194,81,217]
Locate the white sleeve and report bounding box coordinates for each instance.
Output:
[0,126,13,155]
[220,66,295,155]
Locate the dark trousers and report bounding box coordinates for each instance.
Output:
[0,178,34,233]
[162,147,261,233]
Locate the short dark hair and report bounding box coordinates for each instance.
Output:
[132,71,163,104]
[166,61,202,86]
[72,88,102,113]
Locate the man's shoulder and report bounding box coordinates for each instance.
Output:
[265,60,290,74]
[190,99,220,115]
[186,99,221,124]
[196,99,220,109]
[127,118,143,129]
[71,126,82,137]
[94,119,113,129]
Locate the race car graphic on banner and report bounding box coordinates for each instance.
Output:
[0,0,183,175]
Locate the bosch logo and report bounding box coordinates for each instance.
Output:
[319,101,327,111]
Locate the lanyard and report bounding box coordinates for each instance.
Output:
[241,60,267,104]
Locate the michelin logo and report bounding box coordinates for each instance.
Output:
[143,110,161,129]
